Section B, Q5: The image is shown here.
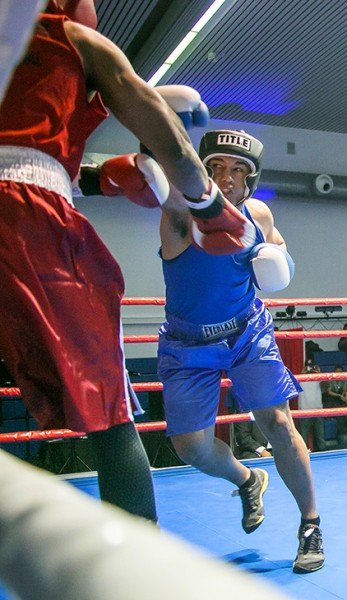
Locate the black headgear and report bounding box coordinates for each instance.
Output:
[198,130,264,201]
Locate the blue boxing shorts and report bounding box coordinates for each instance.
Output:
[157,298,302,436]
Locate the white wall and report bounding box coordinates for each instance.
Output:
[85,114,347,176]
[78,116,347,357]
[189,118,347,176]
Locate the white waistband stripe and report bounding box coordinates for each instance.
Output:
[0,146,73,206]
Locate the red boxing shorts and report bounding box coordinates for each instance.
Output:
[0,177,133,432]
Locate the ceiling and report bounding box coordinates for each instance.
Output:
[95,0,347,134]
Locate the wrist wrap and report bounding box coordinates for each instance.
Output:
[79,165,102,196]
[184,179,224,219]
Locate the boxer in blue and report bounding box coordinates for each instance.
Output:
[82,125,324,573]
[156,130,324,574]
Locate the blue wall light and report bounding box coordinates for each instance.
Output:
[254,188,277,201]
[207,69,302,116]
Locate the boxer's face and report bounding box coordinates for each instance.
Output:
[206,156,250,207]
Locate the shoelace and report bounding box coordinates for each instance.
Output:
[299,526,322,553]
[232,486,257,511]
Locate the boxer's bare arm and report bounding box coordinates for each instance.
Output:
[160,184,191,260]
[63,21,209,200]
[246,198,286,249]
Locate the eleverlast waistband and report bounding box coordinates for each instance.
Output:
[160,302,258,342]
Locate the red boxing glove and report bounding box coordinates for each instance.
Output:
[100,153,170,208]
[185,180,256,255]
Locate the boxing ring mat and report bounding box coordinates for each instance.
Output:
[49,450,344,600]
[0,455,343,600]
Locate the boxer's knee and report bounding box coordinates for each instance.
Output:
[171,430,212,467]
[254,402,295,447]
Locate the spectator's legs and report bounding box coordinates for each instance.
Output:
[336,416,345,442]
[299,418,312,450]
[313,418,326,451]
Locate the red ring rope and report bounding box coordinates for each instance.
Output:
[124,331,347,344]
[1,407,347,442]
[122,297,347,307]
[1,372,347,399]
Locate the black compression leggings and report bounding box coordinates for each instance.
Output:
[88,422,157,522]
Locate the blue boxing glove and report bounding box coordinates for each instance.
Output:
[155,85,209,130]
[249,243,295,292]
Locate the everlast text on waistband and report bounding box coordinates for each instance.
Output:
[202,318,239,339]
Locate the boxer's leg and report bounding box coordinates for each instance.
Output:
[89,422,157,522]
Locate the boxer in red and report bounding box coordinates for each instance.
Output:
[0,0,211,521]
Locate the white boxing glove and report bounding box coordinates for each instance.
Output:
[249,243,295,292]
[155,85,210,130]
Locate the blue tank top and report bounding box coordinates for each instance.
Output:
[161,204,265,324]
